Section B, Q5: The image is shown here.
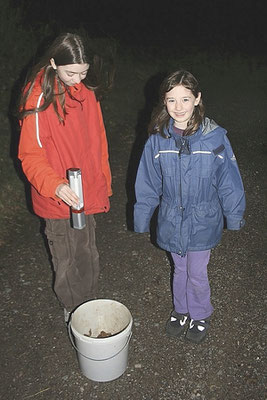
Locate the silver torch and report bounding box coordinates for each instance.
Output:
[67,168,86,229]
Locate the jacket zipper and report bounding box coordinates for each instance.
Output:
[178,145,185,256]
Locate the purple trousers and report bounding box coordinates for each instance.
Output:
[171,250,213,320]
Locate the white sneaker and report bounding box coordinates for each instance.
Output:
[166,311,189,337]
[185,318,210,343]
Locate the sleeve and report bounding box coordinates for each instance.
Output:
[216,134,246,230]
[134,137,163,233]
[18,107,67,199]
[96,101,112,196]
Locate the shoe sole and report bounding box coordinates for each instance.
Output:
[166,324,187,338]
[185,332,208,344]
[166,330,185,338]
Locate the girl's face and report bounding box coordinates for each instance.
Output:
[50,59,89,86]
[164,85,201,129]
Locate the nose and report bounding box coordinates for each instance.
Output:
[73,74,81,84]
[175,101,182,111]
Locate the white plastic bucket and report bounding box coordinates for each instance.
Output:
[69,299,133,382]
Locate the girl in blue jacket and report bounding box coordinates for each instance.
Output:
[134,70,245,343]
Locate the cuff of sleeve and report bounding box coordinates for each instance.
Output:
[227,218,245,230]
[134,221,150,233]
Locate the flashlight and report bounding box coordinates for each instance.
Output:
[68,168,86,230]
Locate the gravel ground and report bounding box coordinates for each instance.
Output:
[0,48,266,400]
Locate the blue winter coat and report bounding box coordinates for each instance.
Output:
[134,117,246,256]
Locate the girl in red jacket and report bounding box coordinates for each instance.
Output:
[18,33,113,322]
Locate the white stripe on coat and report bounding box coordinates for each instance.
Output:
[154,149,223,159]
[155,150,180,158]
[35,93,44,148]
[191,150,212,154]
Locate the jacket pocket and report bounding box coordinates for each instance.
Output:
[193,153,213,178]
[190,202,223,247]
[159,152,178,177]
[45,221,72,272]
[157,202,179,246]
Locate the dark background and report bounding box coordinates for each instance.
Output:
[11,0,267,56]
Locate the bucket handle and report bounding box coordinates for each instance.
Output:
[68,321,132,362]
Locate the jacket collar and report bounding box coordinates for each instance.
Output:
[69,83,83,95]
[165,117,218,144]
[165,119,191,154]
[36,70,83,96]
[165,118,203,149]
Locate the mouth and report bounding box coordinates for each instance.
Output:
[174,112,186,117]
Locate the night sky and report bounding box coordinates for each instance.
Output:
[13,0,266,56]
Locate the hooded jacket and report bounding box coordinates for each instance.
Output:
[18,75,112,219]
[134,117,245,256]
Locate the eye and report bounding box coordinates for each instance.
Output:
[166,98,175,103]
[183,98,190,103]
[67,73,74,77]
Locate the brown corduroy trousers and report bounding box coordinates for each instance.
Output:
[45,214,99,312]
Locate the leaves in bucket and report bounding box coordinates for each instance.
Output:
[83,329,112,338]
[97,331,112,338]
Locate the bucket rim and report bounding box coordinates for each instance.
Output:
[70,298,133,342]
[72,298,131,307]
[72,298,133,317]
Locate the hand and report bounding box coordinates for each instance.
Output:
[55,183,79,207]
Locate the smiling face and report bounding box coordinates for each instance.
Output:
[50,58,89,86]
[165,85,201,129]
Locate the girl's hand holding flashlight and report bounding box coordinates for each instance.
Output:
[56,183,79,208]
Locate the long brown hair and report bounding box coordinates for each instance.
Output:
[19,32,114,123]
[148,70,205,137]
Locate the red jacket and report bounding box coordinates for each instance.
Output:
[18,76,112,219]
